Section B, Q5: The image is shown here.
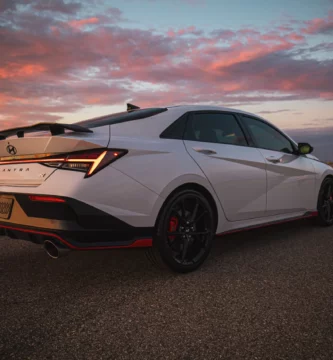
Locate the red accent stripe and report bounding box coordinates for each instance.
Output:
[309,211,319,217]
[125,238,152,248]
[29,195,66,203]
[1,212,318,249]
[216,211,318,237]
[0,224,152,250]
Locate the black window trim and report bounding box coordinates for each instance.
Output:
[238,114,299,155]
[160,112,189,139]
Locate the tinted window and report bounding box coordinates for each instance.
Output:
[243,116,294,154]
[184,113,247,146]
[160,113,188,139]
[74,108,168,129]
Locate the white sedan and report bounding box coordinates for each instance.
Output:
[0,104,332,272]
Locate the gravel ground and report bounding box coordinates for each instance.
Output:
[1,218,333,360]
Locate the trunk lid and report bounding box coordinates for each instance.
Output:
[0,163,56,187]
[0,124,110,187]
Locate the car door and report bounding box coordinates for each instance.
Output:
[183,111,267,222]
[240,115,317,216]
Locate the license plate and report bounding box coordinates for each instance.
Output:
[0,197,14,219]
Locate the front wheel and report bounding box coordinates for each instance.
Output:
[146,189,216,273]
[317,177,333,226]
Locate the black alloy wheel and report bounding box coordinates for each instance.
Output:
[147,189,216,273]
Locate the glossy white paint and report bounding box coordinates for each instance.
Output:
[258,149,317,216]
[0,105,332,234]
[108,137,227,229]
[0,163,57,187]
[184,140,267,221]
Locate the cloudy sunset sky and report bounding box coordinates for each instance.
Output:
[0,0,332,131]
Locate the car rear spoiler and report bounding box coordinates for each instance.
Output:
[0,122,93,140]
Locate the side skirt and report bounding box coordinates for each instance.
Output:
[216,211,318,237]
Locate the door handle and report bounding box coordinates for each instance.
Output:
[193,148,217,155]
[266,156,282,163]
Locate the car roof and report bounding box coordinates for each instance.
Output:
[73,104,266,129]
[71,104,297,144]
[165,104,267,120]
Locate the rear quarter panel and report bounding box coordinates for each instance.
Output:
[109,137,227,232]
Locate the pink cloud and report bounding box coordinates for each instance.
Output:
[168,26,203,37]
[278,25,294,32]
[301,14,333,35]
[68,17,100,29]
[208,38,294,71]
[0,7,332,127]
[286,33,306,42]
[0,64,46,79]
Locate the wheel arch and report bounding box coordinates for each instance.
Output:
[311,161,333,198]
[317,173,333,201]
[317,174,333,193]
[316,174,333,226]
[323,174,333,179]
[154,182,221,232]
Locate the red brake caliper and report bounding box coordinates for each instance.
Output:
[168,216,179,241]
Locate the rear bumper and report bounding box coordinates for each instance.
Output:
[0,223,152,250]
[0,193,153,250]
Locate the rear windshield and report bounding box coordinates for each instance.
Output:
[74,108,168,129]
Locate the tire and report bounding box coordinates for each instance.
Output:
[317,177,333,226]
[146,189,216,273]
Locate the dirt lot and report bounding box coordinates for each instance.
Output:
[1,218,333,360]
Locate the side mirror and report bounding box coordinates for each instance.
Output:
[298,143,314,155]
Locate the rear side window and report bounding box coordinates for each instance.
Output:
[160,113,188,139]
[184,112,248,146]
[74,108,168,129]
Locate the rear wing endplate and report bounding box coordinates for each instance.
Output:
[0,122,93,140]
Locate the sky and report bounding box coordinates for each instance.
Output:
[0,0,332,131]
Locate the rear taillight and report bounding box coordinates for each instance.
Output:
[42,149,127,178]
[0,148,127,178]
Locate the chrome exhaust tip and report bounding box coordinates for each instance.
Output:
[44,240,69,259]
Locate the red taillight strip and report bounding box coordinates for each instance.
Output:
[0,150,117,177]
[0,158,66,165]
[29,195,66,203]
[0,224,152,250]
[0,153,55,162]
[0,156,101,166]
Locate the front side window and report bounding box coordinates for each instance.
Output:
[242,116,294,154]
[184,113,247,146]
